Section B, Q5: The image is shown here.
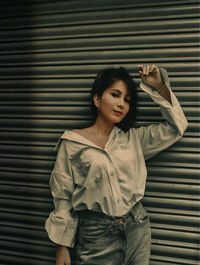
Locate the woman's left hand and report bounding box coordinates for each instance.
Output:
[136,64,164,91]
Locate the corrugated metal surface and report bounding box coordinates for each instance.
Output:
[0,0,199,264]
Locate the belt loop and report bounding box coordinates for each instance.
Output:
[129,201,140,222]
[130,211,136,222]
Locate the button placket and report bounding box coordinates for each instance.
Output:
[103,151,122,215]
[110,170,114,177]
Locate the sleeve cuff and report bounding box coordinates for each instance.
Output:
[45,211,79,248]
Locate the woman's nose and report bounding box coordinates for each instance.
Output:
[118,99,125,108]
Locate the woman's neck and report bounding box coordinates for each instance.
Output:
[92,117,115,136]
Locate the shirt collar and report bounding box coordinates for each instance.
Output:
[61,126,121,150]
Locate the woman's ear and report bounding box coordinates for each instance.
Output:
[93,93,101,108]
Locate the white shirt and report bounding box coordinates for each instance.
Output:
[45,68,188,247]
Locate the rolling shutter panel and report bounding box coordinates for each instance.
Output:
[0,0,199,264]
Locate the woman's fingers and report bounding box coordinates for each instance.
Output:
[136,64,143,70]
[137,64,151,76]
[136,64,162,89]
[137,64,158,76]
[136,65,143,76]
[149,64,155,73]
[137,64,146,75]
[146,64,151,75]
[149,64,159,74]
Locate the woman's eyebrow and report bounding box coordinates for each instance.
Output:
[111,88,121,93]
[111,88,131,97]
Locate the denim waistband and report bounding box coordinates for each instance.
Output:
[77,209,131,221]
[76,201,141,222]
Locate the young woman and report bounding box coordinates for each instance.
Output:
[45,64,188,265]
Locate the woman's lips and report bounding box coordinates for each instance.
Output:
[113,110,123,116]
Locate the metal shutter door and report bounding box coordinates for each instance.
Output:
[0,0,199,264]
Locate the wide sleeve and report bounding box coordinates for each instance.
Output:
[135,68,188,160]
[45,139,78,248]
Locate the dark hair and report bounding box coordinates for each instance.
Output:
[90,67,137,132]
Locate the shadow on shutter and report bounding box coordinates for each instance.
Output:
[0,0,199,264]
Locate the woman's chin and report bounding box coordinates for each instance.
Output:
[112,117,124,124]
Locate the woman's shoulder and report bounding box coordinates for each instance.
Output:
[57,127,92,150]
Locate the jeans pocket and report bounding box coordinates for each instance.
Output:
[138,215,149,223]
[78,217,110,240]
[131,202,149,224]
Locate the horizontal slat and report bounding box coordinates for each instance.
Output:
[149,212,199,232]
[0,198,52,214]
[0,46,199,61]
[147,167,200,184]
[151,261,198,265]
[0,63,199,78]
[0,185,51,201]
[0,132,60,142]
[0,157,53,172]
[0,19,199,42]
[1,49,199,66]
[0,253,54,265]
[0,0,198,14]
[143,197,199,216]
[0,240,55,264]
[146,182,199,198]
[151,245,199,264]
[0,64,199,79]
[0,212,47,229]
[147,151,199,167]
[0,77,199,89]
[0,1,199,27]
[151,229,199,248]
[0,119,90,130]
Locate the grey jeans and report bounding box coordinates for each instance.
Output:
[75,202,151,265]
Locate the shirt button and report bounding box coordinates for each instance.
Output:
[120,218,125,224]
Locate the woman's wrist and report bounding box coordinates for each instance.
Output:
[57,245,67,249]
[153,82,167,93]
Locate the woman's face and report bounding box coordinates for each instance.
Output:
[94,80,131,125]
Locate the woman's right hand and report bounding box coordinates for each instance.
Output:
[56,245,71,265]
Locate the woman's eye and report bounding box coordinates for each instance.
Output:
[112,93,119,98]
